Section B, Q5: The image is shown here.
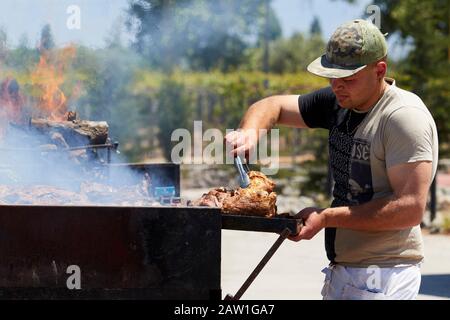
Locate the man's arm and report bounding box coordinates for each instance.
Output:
[239,95,308,130]
[226,95,308,155]
[291,160,432,241]
[326,160,432,229]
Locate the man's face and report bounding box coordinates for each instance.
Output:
[329,63,382,109]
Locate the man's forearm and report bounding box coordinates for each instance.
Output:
[239,96,281,131]
[323,195,424,231]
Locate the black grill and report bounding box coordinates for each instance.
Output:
[0,163,300,299]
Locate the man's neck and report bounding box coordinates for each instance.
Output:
[353,79,389,113]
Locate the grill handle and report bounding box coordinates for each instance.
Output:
[224,227,292,300]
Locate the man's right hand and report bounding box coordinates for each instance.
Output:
[224,129,259,157]
[224,95,306,157]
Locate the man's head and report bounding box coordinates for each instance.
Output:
[307,19,388,109]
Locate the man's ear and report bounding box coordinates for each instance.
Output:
[376,61,387,80]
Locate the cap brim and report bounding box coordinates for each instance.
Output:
[307,55,367,79]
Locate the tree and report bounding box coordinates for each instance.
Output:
[18,34,29,49]
[309,16,322,36]
[369,0,450,155]
[0,26,8,62]
[126,0,282,71]
[256,1,283,47]
[40,24,55,52]
[6,33,39,71]
[247,32,326,74]
[156,79,191,160]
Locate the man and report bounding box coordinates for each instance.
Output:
[225,19,438,300]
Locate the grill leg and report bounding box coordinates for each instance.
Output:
[224,227,291,300]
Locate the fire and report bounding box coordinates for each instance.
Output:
[30,46,76,121]
[0,46,76,140]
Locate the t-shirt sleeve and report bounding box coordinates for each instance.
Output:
[298,86,337,129]
[384,107,435,168]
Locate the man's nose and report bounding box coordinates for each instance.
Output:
[330,78,344,90]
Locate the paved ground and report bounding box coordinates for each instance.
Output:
[221,230,450,300]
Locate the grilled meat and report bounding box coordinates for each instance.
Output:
[191,171,277,217]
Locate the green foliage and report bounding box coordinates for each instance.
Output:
[256,2,282,47]
[132,70,327,160]
[126,0,282,71]
[369,0,450,156]
[5,43,39,73]
[301,163,330,196]
[156,78,192,160]
[133,69,326,124]
[0,26,7,61]
[443,216,450,234]
[246,32,326,74]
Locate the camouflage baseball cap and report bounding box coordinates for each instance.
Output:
[307,19,387,78]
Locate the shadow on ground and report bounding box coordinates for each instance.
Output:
[420,274,450,298]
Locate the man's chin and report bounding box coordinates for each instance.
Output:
[336,97,353,108]
[338,103,354,109]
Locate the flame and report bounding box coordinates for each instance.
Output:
[30,46,76,121]
[0,46,76,140]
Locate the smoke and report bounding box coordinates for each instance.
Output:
[0,123,131,186]
[0,117,159,206]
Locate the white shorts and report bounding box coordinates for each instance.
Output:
[321,263,421,300]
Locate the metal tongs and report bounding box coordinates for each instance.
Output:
[233,155,250,188]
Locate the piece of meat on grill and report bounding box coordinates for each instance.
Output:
[191,171,277,217]
[222,187,277,217]
[246,171,275,193]
[190,187,231,208]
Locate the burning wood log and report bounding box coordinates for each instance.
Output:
[30,118,109,146]
[191,171,277,217]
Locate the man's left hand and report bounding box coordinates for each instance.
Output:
[288,207,327,242]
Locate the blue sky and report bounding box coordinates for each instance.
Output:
[1,0,407,58]
[272,0,371,39]
[0,0,130,48]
